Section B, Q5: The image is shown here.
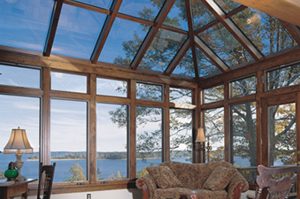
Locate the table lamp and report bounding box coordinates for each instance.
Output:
[3,127,33,181]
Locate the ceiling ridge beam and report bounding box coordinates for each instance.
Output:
[130,0,176,70]
[164,38,191,75]
[91,0,122,63]
[202,0,263,60]
[43,0,63,56]
[280,21,300,45]
[185,0,199,79]
[194,36,229,72]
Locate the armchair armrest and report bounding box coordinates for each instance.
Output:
[136,175,157,199]
[227,172,249,199]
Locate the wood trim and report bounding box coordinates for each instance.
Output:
[129,80,136,179]
[0,86,42,97]
[164,38,190,75]
[194,36,229,72]
[49,90,90,100]
[280,21,300,45]
[91,0,122,63]
[223,81,230,162]
[130,0,176,69]
[202,0,263,60]
[163,85,170,162]
[297,92,300,194]
[96,96,131,104]
[43,0,63,56]
[64,0,110,15]
[200,47,300,88]
[256,70,264,165]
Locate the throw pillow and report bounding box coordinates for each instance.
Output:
[203,166,236,190]
[146,165,183,189]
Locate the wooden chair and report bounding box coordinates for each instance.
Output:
[37,162,56,199]
[254,165,298,199]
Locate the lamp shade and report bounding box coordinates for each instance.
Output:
[195,128,205,143]
[3,127,33,154]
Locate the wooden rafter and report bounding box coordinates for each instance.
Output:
[91,0,122,63]
[43,0,63,56]
[202,0,263,60]
[64,0,110,14]
[130,0,176,70]
[164,39,190,75]
[185,0,199,79]
[280,21,300,45]
[194,36,229,72]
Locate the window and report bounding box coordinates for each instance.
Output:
[204,108,224,161]
[0,95,40,180]
[50,99,87,182]
[136,82,163,102]
[170,109,193,162]
[267,63,300,90]
[136,106,162,176]
[0,64,40,88]
[169,87,193,105]
[51,71,87,93]
[97,78,128,97]
[230,76,256,98]
[203,85,224,104]
[96,103,128,181]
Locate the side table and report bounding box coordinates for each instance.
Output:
[0,178,37,199]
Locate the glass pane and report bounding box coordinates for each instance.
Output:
[52,4,106,59]
[170,109,193,162]
[204,108,224,162]
[230,76,256,98]
[99,18,149,65]
[139,29,187,72]
[51,71,87,93]
[136,106,162,177]
[199,23,254,68]
[172,49,195,78]
[268,103,296,166]
[50,99,87,182]
[267,63,300,90]
[119,0,163,21]
[0,64,40,88]
[136,82,163,101]
[191,0,215,29]
[163,0,188,30]
[97,103,128,180]
[232,8,297,56]
[169,87,192,104]
[76,0,112,9]
[214,0,240,13]
[0,95,40,180]
[203,85,224,104]
[195,47,222,78]
[97,78,127,97]
[0,0,53,52]
[231,102,256,167]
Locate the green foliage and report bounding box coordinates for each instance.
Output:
[67,163,86,182]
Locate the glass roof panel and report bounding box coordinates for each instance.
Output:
[139,29,187,72]
[0,0,53,52]
[99,18,150,66]
[232,8,298,56]
[172,49,195,78]
[195,47,222,78]
[52,4,106,60]
[191,0,215,30]
[213,0,240,13]
[119,0,164,21]
[76,0,112,9]
[198,23,254,68]
[163,0,188,31]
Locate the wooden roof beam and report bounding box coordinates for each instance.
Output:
[280,21,300,45]
[130,0,176,70]
[194,36,229,72]
[202,0,263,60]
[43,0,63,56]
[232,0,300,26]
[164,38,191,75]
[91,0,122,63]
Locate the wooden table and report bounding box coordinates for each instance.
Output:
[0,179,37,199]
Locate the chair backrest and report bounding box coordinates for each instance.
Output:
[255,165,298,199]
[37,162,56,199]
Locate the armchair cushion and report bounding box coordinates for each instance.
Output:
[146,165,183,189]
[203,166,236,191]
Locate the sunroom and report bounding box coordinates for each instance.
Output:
[0,0,299,198]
